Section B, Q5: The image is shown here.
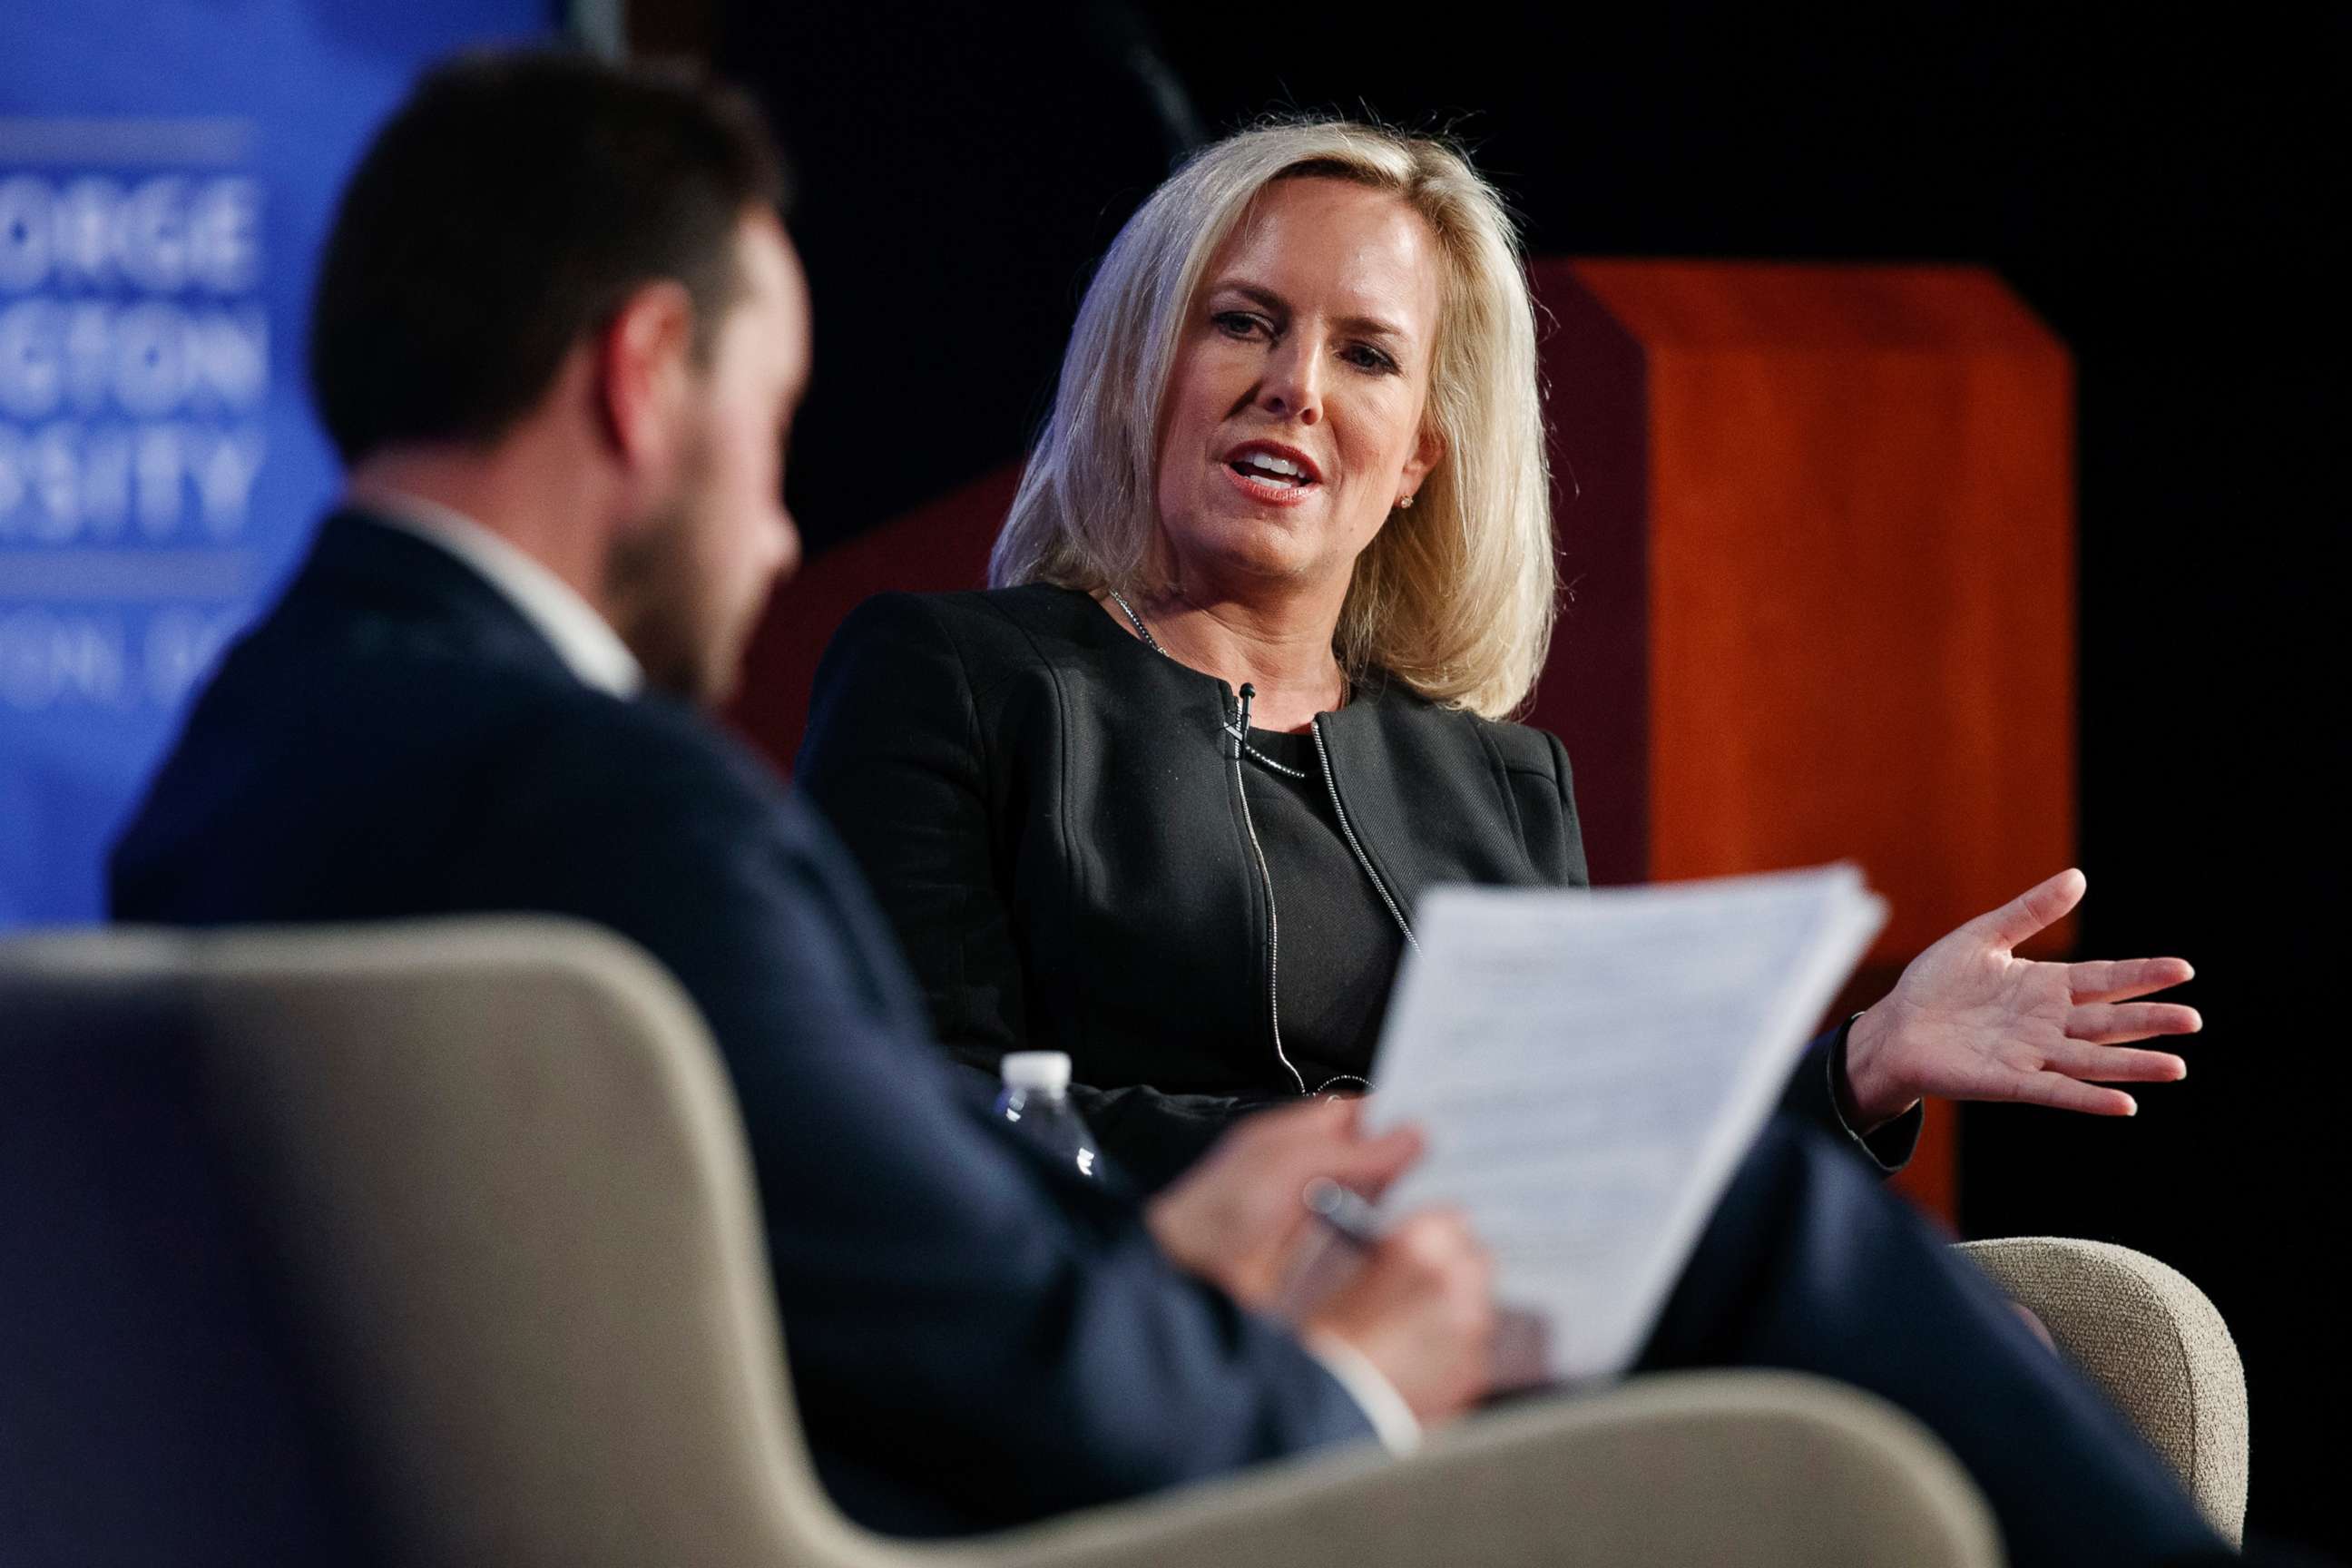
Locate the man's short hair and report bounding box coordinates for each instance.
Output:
[309,49,789,467]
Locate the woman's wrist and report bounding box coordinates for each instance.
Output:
[1840,1002,1920,1132]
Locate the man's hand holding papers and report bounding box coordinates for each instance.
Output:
[1146,1095,1499,1425]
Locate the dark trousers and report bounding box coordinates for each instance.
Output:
[1637,1116,2224,1567]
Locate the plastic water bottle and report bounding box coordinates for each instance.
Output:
[994,1051,1100,1181]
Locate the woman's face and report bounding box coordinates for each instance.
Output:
[1152,177,1446,602]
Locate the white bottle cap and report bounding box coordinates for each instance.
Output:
[1000,1051,1072,1093]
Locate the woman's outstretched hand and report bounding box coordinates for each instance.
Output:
[1843,868,2201,1129]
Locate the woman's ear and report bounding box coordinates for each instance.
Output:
[1400,420,1446,499]
[593,279,698,478]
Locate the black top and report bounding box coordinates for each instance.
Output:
[110,515,1373,1535]
[798,583,1916,1190]
[1234,723,1405,1087]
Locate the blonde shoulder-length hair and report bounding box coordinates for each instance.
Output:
[987,119,1554,719]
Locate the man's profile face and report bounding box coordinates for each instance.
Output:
[626,209,808,705]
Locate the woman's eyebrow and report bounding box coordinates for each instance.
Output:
[1336,313,1407,345]
[1210,279,1291,318]
[1211,279,1410,344]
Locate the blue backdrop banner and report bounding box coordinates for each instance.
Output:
[0,0,558,926]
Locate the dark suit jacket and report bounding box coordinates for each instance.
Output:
[111,512,1373,1537]
[797,585,1919,1191]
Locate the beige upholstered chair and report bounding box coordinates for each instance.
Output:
[0,921,2246,1565]
[1957,1238,2248,1539]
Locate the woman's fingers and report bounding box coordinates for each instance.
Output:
[2015,1073,2140,1117]
[2067,1000,2202,1044]
[1970,867,2089,949]
[2043,1040,2190,1083]
[2068,956,2194,1004]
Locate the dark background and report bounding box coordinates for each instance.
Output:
[687,1,2341,1550]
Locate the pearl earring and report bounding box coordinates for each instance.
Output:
[1397,494,1416,510]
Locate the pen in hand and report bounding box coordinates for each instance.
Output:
[1265,1176,1384,1322]
[1302,1175,1386,1248]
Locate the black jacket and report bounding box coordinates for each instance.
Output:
[799,584,1915,1189]
[111,515,1374,1535]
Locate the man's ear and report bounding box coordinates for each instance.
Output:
[594,279,699,477]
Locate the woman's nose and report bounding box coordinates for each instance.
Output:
[1256,335,1323,426]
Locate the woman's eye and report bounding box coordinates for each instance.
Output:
[1213,310,1268,339]
[1343,344,1398,374]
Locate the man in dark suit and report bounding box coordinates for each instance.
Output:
[109,52,1484,1537]
[112,49,2239,1567]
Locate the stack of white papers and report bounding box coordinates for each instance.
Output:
[1364,864,1887,1387]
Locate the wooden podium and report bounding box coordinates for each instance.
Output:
[734,261,2078,1226]
[1526,260,2077,1223]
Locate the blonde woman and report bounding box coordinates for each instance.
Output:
[799,119,2198,1191]
[796,121,2226,1561]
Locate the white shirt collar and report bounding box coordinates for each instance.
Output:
[356,489,643,698]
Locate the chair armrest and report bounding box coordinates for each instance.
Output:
[932,1371,1999,1568]
[1958,1237,2246,1544]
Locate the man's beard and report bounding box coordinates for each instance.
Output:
[606,495,746,708]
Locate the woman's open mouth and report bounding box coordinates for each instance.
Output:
[1222,441,1322,505]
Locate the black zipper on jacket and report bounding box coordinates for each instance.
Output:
[1309,716,1418,953]
[1230,685,1306,1094]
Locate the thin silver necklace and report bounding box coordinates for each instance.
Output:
[1106,588,1319,780]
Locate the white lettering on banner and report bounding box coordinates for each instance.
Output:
[0,422,266,541]
[0,299,269,417]
[188,425,263,533]
[0,608,128,710]
[0,175,262,294]
[0,141,271,722]
[0,606,242,712]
